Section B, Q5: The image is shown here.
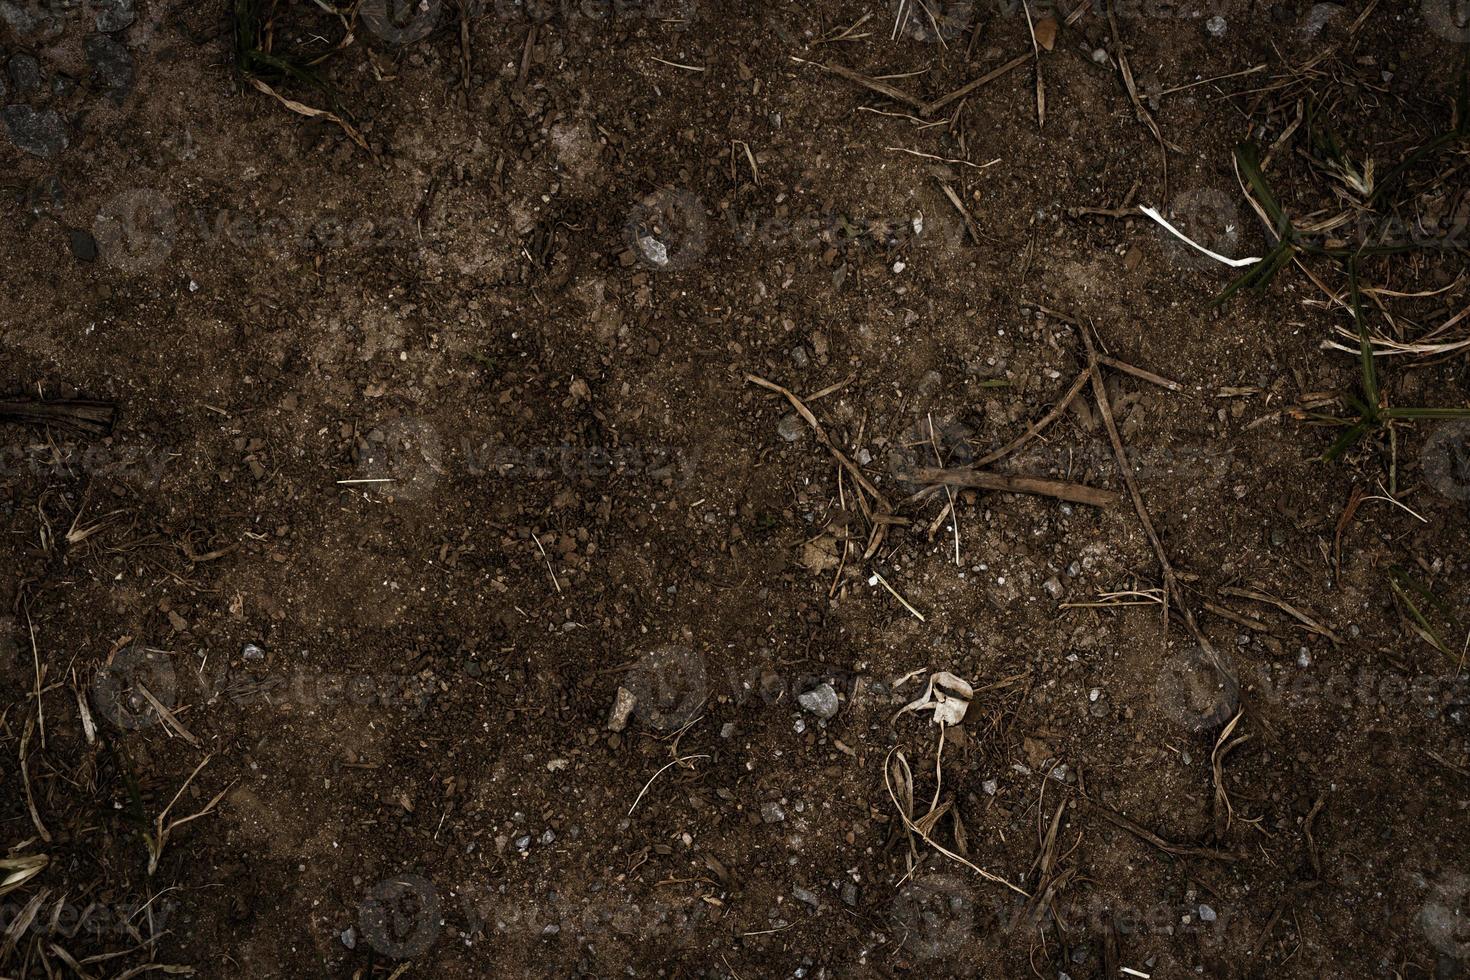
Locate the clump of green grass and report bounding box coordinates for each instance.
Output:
[1219,62,1470,461]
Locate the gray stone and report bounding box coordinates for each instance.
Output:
[68,228,98,262]
[760,801,786,824]
[95,0,137,31]
[797,683,839,720]
[1043,576,1064,599]
[1198,904,1217,923]
[777,412,806,443]
[792,885,819,908]
[9,54,41,95]
[85,34,133,100]
[606,686,636,731]
[1206,14,1227,36]
[3,106,68,158]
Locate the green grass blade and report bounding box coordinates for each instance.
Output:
[1348,256,1378,418]
[1322,418,1373,462]
[1382,407,1470,420]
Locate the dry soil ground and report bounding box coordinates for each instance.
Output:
[3,0,1470,977]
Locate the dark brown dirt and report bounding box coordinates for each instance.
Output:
[3,0,1470,977]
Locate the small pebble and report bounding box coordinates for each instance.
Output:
[760,801,786,824]
[96,0,137,31]
[3,106,68,159]
[1199,904,1218,923]
[68,228,99,262]
[797,682,839,720]
[777,413,806,443]
[982,778,998,796]
[606,686,637,732]
[242,643,265,661]
[1206,14,1227,36]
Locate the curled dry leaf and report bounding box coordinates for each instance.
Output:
[894,670,974,727]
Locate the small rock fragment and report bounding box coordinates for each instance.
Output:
[760,801,786,824]
[9,54,42,95]
[777,412,806,443]
[607,686,637,731]
[792,885,819,908]
[797,683,839,720]
[1043,576,1065,599]
[1206,14,1227,36]
[1198,904,1217,923]
[85,33,134,101]
[67,228,99,262]
[3,105,68,158]
[95,0,137,31]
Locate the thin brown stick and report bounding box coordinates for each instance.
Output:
[1086,797,1237,862]
[1096,355,1182,392]
[791,57,926,110]
[912,467,1112,508]
[1078,323,1196,642]
[973,368,1091,467]
[746,373,892,511]
[920,53,1030,116]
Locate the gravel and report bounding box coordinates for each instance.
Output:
[3,105,68,158]
[797,682,839,720]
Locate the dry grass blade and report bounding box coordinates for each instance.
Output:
[883,748,1031,898]
[248,77,370,152]
[746,373,891,511]
[0,853,49,898]
[1211,711,1251,839]
[2,887,50,958]
[1219,586,1342,644]
[20,717,52,843]
[628,754,709,816]
[146,755,231,876]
